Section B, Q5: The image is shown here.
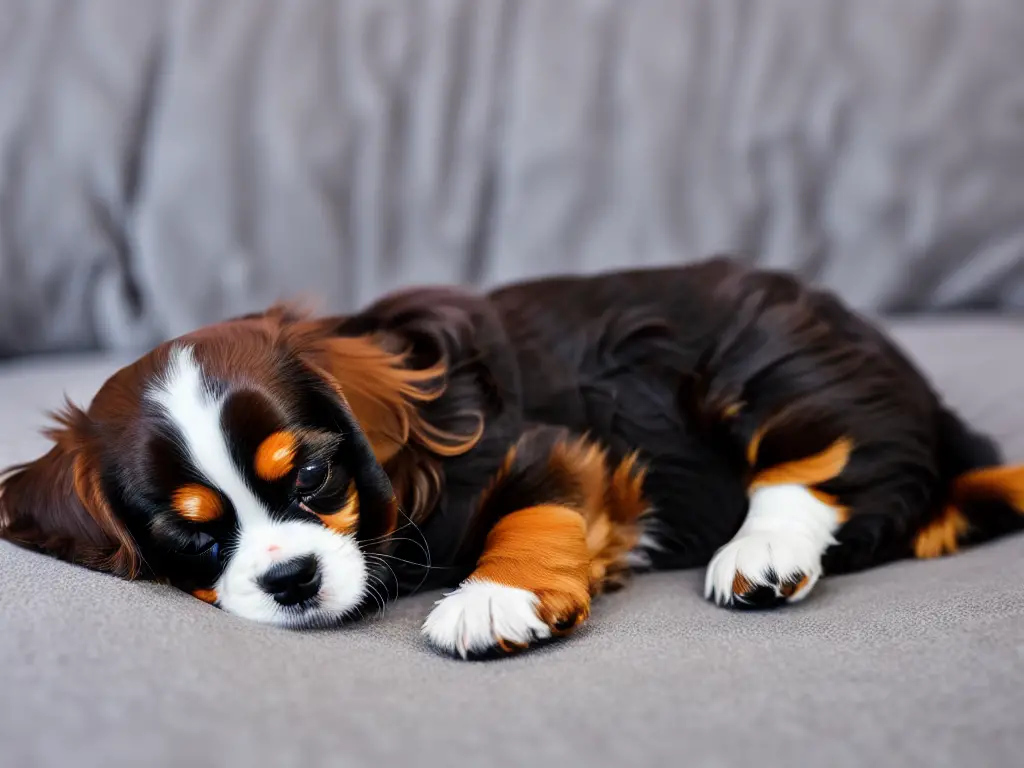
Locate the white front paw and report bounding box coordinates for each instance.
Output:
[421,580,552,659]
[704,531,822,607]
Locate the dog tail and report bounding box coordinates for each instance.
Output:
[913,406,1024,559]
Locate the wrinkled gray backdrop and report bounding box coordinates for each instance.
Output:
[2,0,1023,360]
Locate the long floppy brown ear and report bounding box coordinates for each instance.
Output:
[275,306,484,464]
[0,402,140,578]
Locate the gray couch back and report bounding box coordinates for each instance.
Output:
[2,0,1023,357]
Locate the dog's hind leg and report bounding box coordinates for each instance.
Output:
[687,268,945,608]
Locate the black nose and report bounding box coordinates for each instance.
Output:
[258,555,322,607]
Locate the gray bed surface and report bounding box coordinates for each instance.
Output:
[2,317,1024,768]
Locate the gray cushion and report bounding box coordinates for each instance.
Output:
[3,0,1024,356]
[1,318,1023,767]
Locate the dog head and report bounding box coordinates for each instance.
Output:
[0,307,473,628]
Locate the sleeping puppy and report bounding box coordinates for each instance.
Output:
[2,258,1023,658]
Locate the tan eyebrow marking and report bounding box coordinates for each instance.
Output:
[172,484,224,523]
[255,431,298,481]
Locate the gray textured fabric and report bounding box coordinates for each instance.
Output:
[3,0,1024,357]
[1,318,1023,768]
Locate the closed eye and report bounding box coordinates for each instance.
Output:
[183,531,220,560]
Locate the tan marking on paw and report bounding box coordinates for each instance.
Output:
[473,505,592,635]
[914,505,969,559]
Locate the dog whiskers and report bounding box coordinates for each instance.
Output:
[360,518,420,545]
[365,554,399,591]
[396,505,434,597]
[363,579,386,619]
[360,537,431,560]
[368,551,458,572]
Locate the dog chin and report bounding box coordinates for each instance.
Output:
[272,605,363,631]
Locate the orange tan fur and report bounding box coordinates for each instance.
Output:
[780,574,810,597]
[732,573,753,595]
[314,483,360,536]
[583,448,649,591]
[470,504,593,632]
[748,437,852,492]
[303,334,484,465]
[255,431,297,481]
[744,433,852,522]
[913,466,1024,560]
[952,465,1024,512]
[469,437,649,637]
[192,589,218,604]
[171,484,223,524]
[913,505,970,559]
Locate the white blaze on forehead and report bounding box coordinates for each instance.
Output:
[147,345,270,527]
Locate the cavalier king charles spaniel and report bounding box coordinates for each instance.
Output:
[2,258,1023,658]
